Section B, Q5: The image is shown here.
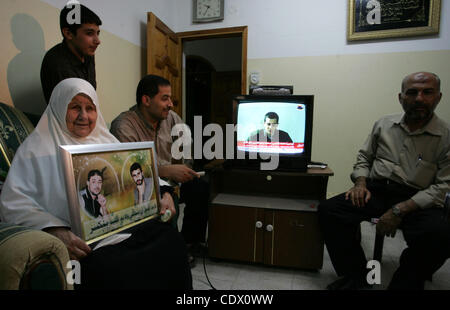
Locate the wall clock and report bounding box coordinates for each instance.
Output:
[193,0,224,23]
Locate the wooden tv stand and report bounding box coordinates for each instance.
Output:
[208,166,333,270]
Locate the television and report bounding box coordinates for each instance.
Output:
[231,95,314,172]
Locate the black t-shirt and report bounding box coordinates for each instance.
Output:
[40,41,96,103]
[81,188,102,218]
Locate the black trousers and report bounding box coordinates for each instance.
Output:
[77,220,193,290]
[180,177,209,244]
[318,179,450,289]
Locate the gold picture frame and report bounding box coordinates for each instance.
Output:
[347,0,441,41]
[60,142,161,244]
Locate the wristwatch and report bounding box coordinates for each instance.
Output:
[392,205,403,217]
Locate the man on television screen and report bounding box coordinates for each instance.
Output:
[247,112,293,143]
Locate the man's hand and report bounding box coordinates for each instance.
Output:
[377,199,419,237]
[136,181,146,205]
[97,194,106,208]
[159,164,200,183]
[345,177,371,207]
[97,194,109,216]
[44,227,91,260]
[137,182,145,195]
[376,208,402,238]
[160,192,176,221]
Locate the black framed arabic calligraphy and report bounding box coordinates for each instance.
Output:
[347,0,441,41]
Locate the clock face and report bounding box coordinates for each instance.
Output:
[194,0,224,22]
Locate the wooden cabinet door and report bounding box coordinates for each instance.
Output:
[271,210,324,269]
[147,12,182,116]
[208,205,324,269]
[208,204,264,263]
[262,210,275,266]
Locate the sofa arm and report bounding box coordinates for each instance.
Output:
[445,192,450,221]
[0,223,72,290]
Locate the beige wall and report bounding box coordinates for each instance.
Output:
[0,0,143,126]
[249,50,450,195]
[2,1,449,197]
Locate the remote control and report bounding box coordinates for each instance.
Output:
[307,164,327,169]
[196,171,206,177]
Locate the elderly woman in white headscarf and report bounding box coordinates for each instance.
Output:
[0,78,192,289]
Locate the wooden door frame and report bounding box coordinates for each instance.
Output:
[177,26,248,101]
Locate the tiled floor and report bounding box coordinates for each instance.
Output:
[187,221,450,290]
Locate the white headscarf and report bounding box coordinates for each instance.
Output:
[0,78,119,229]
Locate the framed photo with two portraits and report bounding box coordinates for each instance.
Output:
[347,0,441,41]
[60,142,161,244]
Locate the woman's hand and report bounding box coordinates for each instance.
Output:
[44,227,91,260]
[160,192,176,221]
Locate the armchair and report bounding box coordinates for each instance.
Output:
[0,223,72,290]
[0,102,71,290]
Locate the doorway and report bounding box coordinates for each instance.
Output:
[185,55,214,132]
[146,13,247,120]
[146,15,247,169]
[181,33,245,169]
[184,36,242,128]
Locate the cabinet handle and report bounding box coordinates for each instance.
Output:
[255,221,263,229]
[290,220,305,228]
[266,224,273,232]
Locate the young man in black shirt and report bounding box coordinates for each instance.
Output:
[40,3,101,103]
[247,112,293,143]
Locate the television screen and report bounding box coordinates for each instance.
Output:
[237,101,307,154]
[232,95,314,171]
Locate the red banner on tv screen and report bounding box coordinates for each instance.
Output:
[238,141,304,151]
